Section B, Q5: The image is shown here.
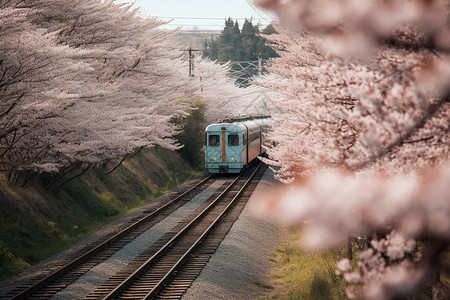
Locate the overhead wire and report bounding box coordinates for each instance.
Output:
[244,0,275,23]
[155,16,275,21]
[160,21,272,28]
[163,24,231,27]
[172,31,271,36]
[152,11,276,29]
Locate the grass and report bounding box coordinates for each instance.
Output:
[263,227,349,300]
[0,241,30,278]
[264,227,450,300]
[254,279,275,290]
[0,147,200,280]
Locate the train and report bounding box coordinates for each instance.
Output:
[205,116,272,174]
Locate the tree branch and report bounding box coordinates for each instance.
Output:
[55,163,92,189]
[105,154,128,174]
[0,92,24,117]
[356,95,449,170]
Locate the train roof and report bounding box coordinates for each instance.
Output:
[205,123,245,132]
[205,115,272,132]
[219,115,271,123]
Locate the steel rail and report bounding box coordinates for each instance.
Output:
[103,163,261,300]
[9,175,211,300]
[103,171,245,299]
[145,162,261,299]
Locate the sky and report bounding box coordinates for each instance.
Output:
[115,0,276,30]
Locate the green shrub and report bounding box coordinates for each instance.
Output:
[172,99,206,168]
[0,241,30,278]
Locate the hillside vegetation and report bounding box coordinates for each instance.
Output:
[0,147,200,280]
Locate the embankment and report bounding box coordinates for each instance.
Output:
[0,147,200,280]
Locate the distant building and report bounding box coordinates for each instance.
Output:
[175,29,220,49]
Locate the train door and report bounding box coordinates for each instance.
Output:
[226,132,241,163]
[241,124,249,165]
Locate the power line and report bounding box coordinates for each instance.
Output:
[164,24,272,28]
[160,21,273,27]
[164,26,274,33]
[244,0,275,23]
[156,16,275,20]
[163,24,231,27]
[176,31,273,36]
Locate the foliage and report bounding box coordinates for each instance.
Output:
[0,0,195,175]
[254,0,450,298]
[202,17,278,86]
[0,241,30,279]
[204,17,277,62]
[172,99,206,168]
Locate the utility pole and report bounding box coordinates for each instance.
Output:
[182,47,202,77]
[254,52,263,77]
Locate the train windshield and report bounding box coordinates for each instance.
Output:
[228,134,239,146]
[208,135,220,147]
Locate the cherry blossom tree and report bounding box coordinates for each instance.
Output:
[254,0,450,298]
[0,5,94,174]
[1,0,194,177]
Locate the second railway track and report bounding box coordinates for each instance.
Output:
[4,162,267,300]
[5,175,214,300]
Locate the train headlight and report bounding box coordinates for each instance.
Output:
[212,157,217,161]
[230,156,235,161]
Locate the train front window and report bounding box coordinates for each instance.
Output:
[228,134,239,146]
[208,135,220,147]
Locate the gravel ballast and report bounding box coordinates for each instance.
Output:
[52,179,227,300]
[182,168,281,300]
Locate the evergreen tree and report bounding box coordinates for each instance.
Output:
[172,100,206,168]
[203,18,277,63]
[259,24,277,58]
[202,18,278,86]
[231,21,243,60]
[241,19,258,61]
[219,17,235,45]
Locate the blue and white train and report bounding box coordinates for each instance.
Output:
[205,116,272,174]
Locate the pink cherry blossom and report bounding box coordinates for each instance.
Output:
[255,0,449,298]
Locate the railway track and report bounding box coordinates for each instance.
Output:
[87,162,265,299]
[5,175,214,300]
[4,162,266,300]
